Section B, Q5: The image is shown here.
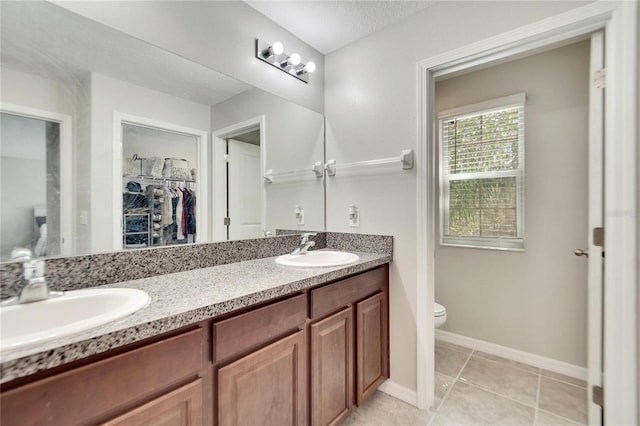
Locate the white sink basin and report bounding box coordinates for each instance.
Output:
[276,250,359,267]
[0,288,150,354]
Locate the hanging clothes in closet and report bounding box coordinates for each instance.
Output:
[163,184,196,244]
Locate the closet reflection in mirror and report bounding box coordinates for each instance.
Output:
[0,1,325,260]
[121,123,200,250]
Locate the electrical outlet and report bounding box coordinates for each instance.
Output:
[349,205,360,227]
[295,205,305,225]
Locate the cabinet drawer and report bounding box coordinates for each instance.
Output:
[213,293,306,362]
[0,328,203,426]
[102,378,203,426]
[310,266,387,319]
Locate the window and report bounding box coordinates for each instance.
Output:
[439,93,525,250]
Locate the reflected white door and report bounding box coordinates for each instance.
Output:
[586,30,604,425]
[227,139,262,240]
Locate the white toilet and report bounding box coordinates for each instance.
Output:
[434,302,447,328]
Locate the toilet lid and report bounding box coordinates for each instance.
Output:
[434,303,446,316]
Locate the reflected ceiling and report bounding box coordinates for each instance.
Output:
[1,1,250,106]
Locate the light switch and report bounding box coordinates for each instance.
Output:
[80,210,88,225]
[349,205,360,227]
[295,205,304,225]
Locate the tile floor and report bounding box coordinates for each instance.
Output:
[343,340,588,425]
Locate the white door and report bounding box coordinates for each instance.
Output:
[227,139,262,240]
[586,30,604,425]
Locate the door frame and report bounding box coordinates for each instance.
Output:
[0,103,73,257]
[212,116,266,241]
[415,2,637,424]
[113,112,209,249]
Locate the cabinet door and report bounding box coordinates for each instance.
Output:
[218,331,305,426]
[102,379,203,426]
[310,307,353,426]
[356,292,388,405]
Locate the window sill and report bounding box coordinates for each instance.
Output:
[440,237,524,252]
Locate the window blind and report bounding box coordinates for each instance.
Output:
[439,94,525,250]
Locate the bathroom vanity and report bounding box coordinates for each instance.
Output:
[0,252,389,426]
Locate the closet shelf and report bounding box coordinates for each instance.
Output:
[325,149,414,176]
[124,175,195,183]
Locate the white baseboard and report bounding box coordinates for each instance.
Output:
[378,379,418,406]
[435,330,588,381]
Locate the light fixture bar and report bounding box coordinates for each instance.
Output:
[255,39,315,84]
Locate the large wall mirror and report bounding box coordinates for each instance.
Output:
[0,1,325,261]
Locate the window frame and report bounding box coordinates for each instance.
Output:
[438,93,526,251]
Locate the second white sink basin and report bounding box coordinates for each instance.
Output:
[0,288,150,355]
[276,250,359,267]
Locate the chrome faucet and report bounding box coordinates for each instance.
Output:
[1,249,63,306]
[290,233,317,255]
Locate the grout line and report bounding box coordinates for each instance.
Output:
[472,350,542,375]
[460,380,538,410]
[432,349,473,417]
[533,370,542,425]
[540,373,588,390]
[536,408,586,426]
[467,352,540,378]
[454,349,474,381]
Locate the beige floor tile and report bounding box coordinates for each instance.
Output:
[437,381,535,425]
[429,412,466,425]
[541,370,587,388]
[473,350,540,374]
[343,391,433,425]
[433,373,454,409]
[459,355,538,405]
[435,339,473,355]
[536,409,584,425]
[538,377,587,424]
[435,345,470,377]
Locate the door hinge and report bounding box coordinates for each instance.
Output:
[592,385,603,407]
[224,154,230,163]
[224,217,231,226]
[593,68,606,89]
[593,227,604,247]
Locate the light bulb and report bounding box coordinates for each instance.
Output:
[306,61,316,73]
[290,53,301,66]
[272,42,284,55]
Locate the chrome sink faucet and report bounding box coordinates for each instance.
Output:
[290,233,317,255]
[1,248,63,306]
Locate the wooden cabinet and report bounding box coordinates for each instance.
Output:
[309,265,389,426]
[103,379,203,426]
[356,292,388,405]
[217,331,306,426]
[0,328,203,426]
[310,308,353,426]
[0,263,389,426]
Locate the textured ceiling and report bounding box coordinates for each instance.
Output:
[245,1,439,54]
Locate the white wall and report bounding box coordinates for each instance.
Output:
[89,73,210,254]
[435,41,590,367]
[55,1,324,113]
[122,125,198,177]
[211,88,325,235]
[324,0,590,393]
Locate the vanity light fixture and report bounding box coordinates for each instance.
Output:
[255,39,315,83]
[259,41,284,59]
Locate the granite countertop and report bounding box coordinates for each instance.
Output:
[0,250,390,384]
